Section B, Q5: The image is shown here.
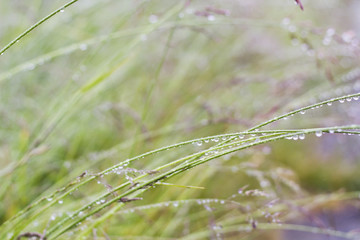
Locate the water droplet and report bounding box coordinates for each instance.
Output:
[7,232,14,239]
[196,141,203,146]
[301,43,309,52]
[212,137,219,142]
[173,202,179,207]
[300,110,306,114]
[306,49,315,57]
[79,44,87,51]
[47,197,53,201]
[140,34,147,41]
[299,134,305,140]
[207,15,215,21]
[148,15,158,23]
[26,64,35,70]
[282,18,290,26]
[238,135,245,139]
[291,38,300,46]
[346,98,352,102]
[60,8,65,13]
[327,102,332,106]
[292,135,299,140]
[353,96,359,101]
[339,99,345,103]
[288,25,297,32]
[322,37,331,46]
[329,129,335,134]
[315,131,323,137]
[222,136,228,141]
[58,200,63,204]
[204,139,209,143]
[326,28,335,36]
[260,180,270,188]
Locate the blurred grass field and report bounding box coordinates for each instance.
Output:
[1,0,360,239]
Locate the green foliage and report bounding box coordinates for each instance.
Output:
[1,0,360,239]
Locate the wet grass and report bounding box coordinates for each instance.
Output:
[0,0,360,239]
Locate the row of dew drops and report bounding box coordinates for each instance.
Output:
[192,91,360,146]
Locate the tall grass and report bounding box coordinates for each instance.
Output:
[1,0,360,239]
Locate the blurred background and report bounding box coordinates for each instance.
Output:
[0,0,360,239]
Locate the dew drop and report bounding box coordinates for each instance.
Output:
[60,8,65,13]
[58,200,63,204]
[148,15,158,23]
[196,141,203,146]
[238,135,245,139]
[329,129,335,134]
[346,98,352,102]
[327,102,332,106]
[301,43,309,52]
[207,15,215,21]
[291,38,300,46]
[300,111,306,114]
[322,37,331,46]
[282,18,290,26]
[140,34,147,41]
[26,64,35,70]
[339,99,345,103]
[288,25,297,33]
[292,135,299,140]
[326,28,335,36]
[79,44,87,51]
[315,131,323,137]
[47,197,53,201]
[212,137,219,142]
[299,134,305,140]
